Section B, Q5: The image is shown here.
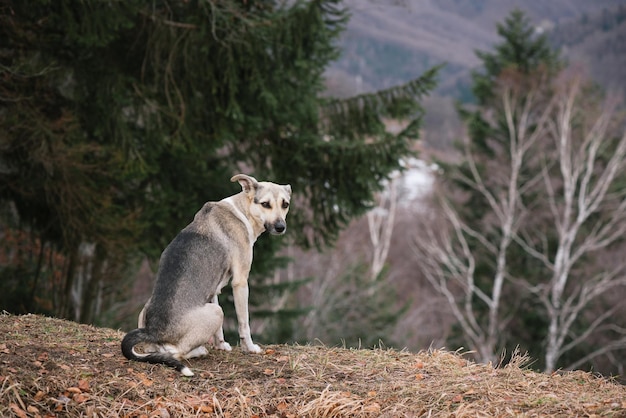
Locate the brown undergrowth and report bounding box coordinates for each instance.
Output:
[1,313,625,417]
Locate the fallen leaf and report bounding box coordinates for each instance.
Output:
[452,394,463,403]
[73,393,89,403]
[275,378,287,384]
[34,391,46,402]
[263,369,275,376]
[414,360,425,369]
[78,379,90,392]
[265,348,276,355]
[276,355,289,362]
[10,404,27,418]
[66,387,81,394]
[415,373,425,380]
[102,353,115,358]
[276,401,288,411]
[367,391,377,397]
[27,405,39,414]
[37,352,49,361]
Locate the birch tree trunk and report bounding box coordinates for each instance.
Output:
[413,84,549,364]
[522,78,626,372]
[367,176,398,281]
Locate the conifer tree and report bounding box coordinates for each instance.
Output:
[0,0,438,333]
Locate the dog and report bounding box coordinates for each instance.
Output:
[121,174,291,376]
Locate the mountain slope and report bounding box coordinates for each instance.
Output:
[326,0,625,99]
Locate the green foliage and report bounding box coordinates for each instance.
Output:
[471,9,561,105]
[0,0,438,328]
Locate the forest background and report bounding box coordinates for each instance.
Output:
[1,0,625,381]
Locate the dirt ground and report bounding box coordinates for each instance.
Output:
[1,313,625,417]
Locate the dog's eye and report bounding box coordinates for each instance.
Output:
[282,201,289,209]
[261,201,271,209]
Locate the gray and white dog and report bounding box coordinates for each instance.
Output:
[121,174,291,376]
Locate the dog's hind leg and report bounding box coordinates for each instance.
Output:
[175,303,225,375]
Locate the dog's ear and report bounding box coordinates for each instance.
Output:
[231,174,259,194]
[283,184,292,197]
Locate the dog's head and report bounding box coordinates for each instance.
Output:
[232,174,292,235]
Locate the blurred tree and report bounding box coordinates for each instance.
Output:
[417,9,562,364]
[471,8,561,106]
[416,9,626,376]
[299,262,407,349]
[0,0,438,337]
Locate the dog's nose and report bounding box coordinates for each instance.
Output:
[274,223,286,233]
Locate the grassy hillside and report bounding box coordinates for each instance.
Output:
[1,313,625,417]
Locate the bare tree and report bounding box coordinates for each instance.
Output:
[515,77,626,372]
[367,175,398,281]
[414,75,626,373]
[413,82,550,364]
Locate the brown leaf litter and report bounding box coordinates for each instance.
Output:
[1,313,625,417]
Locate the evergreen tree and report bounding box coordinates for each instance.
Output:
[471,9,561,106]
[0,0,438,334]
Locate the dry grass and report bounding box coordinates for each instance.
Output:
[1,313,625,417]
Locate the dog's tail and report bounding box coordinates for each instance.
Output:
[121,329,194,376]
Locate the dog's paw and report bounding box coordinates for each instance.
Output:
[184,345,209,359]
[216,341,232,351]
[244,343,262,354]
[180,366,194,377]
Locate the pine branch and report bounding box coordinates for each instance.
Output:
[320,65,442,136]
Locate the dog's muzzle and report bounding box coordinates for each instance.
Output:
[266,220,287,235]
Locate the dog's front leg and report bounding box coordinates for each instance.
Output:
[211,294,232,351]
[232,282,262,353]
